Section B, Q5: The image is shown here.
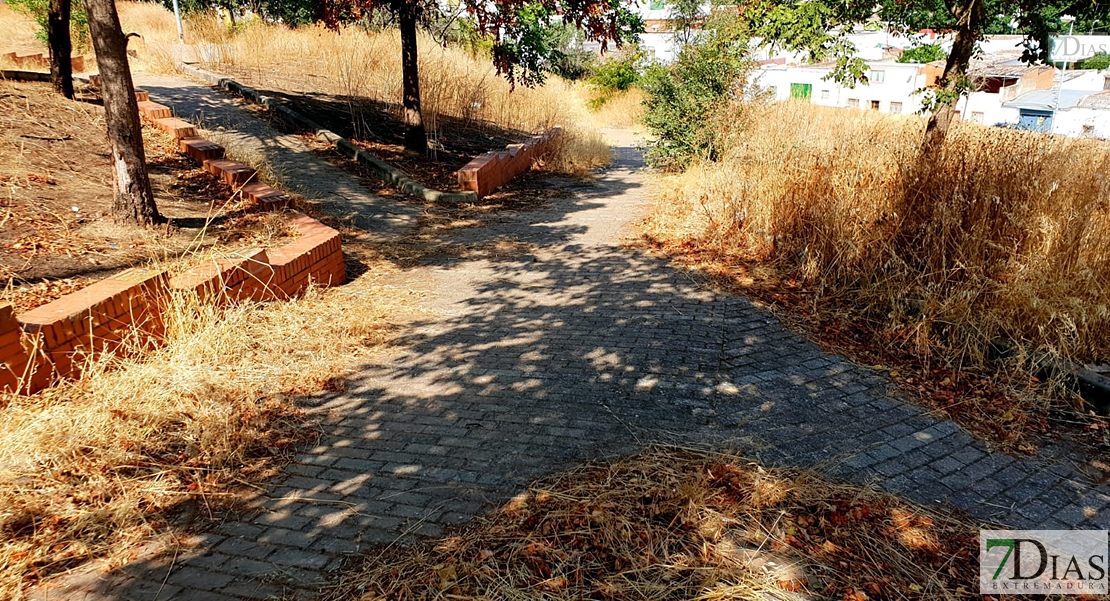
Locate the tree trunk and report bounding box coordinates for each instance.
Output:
[922,0,983,150]
[82,0,161,224]
[398,2,426,152]
[48,0,74,99]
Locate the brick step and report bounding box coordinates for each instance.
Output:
[137,100,172,120]
[134,89,149,102]
[240,183,292,211]
[179,137,224,163]
[203,158,257,185]
[152,117,197,140]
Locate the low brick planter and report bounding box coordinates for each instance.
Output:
[0,90,344,395]
[0,212,344,395]
[457,127,562,198]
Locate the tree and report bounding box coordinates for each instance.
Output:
[739,0,1110,148]
[1079,51,1110,70]
[322,0,642,152]
[9,0,88,98]
[669,0,705,46]
[48,0,74,99]
[82,0,161,224]
[896,42,947,64]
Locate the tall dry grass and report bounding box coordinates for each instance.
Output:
[186,20,580,135]
[0,4,43,57]
[646,100,1110,375]
[0,263,415,596]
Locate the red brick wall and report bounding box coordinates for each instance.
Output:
[458,127,563,198]
[0,212,345,395]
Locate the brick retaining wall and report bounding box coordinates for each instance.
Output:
[0,90,343,395]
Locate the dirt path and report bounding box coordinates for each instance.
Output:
[31,89,1110,600]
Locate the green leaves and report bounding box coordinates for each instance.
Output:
[641,24,753,169]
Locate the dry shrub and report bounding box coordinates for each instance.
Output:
[586,86,647,129]
[327,447,984,601]
[645,100,1110,378]
[538,126,612,177]
[0,259,414,597]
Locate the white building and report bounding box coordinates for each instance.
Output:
[755,61,929,115]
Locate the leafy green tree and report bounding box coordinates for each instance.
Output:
[322,0,642,151]
[668,0,704,46]
[738,0,1110,148]
[641,19,752,169]
[896,43,947,64]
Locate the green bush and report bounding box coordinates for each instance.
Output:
[640,28,752,169]
[896,43,947,64]
[8,0,90,52]
[586,53,641,109]
[1078,52,1110,70]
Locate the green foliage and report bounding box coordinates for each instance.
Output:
[8,0,90,51]
[586,52,641,109]
[543,22,597,81]
[897,43,947,64]
[668,0,703,45]
[589,54,640,92]
[1078,52,1110,70]
[641,24,752,169]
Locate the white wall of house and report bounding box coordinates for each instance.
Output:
[1051,108,1110,138]
[754,62,928,115]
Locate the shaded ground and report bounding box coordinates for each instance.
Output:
[29,109,1109,600]
[212,65,532,191]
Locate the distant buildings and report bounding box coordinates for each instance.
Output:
[622,1,1110,138]
[750,33,1110,139]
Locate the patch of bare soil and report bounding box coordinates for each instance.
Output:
[0,79,295,311]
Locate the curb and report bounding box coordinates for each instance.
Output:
[990,340,1110,416]
[177,63,479,204]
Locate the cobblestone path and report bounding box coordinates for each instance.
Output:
[36,82,1110,601]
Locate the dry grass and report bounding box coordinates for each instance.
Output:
[642,100,1110,444]
[326,447,989,601]
[182,20,578,136]
[584,86,647,130]
[0,257,419,597]
[0,4,42,58]
[538,126,612,178]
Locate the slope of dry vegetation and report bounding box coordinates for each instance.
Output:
[327,447,991,601]
[0,264,420,597]
[643,101,1110,447]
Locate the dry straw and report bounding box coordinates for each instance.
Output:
[0,256,418,596]
[645,100,1110,383]
[324,446,985,601]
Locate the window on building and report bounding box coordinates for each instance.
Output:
[847,98,859,108]
[890,101,903,114]
[650,0,665,9]
[870,100,881,110]
[789,83,813,100]
[870,70,886,84]
[820,89,830,101]
[971,112,985,124]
